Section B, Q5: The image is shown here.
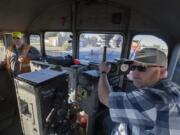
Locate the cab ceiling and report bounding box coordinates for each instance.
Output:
[0,0,179,41]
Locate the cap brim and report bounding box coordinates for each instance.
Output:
[133,60,162,66]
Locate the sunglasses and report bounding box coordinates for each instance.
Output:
[131,65,162,72]
[13,37,20,40]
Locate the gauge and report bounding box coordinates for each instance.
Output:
[120,64,129,72]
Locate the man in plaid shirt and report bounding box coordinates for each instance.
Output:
[98,48,180,135]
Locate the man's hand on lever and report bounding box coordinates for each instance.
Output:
[98,46,112,107]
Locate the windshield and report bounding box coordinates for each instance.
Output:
[79,33,123,63]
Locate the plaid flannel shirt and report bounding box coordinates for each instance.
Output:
[109,79,180,135]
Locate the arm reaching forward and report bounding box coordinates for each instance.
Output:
[98,62,112,107]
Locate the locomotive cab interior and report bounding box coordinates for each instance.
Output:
[0,0,180,135]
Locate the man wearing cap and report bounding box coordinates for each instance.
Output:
[98,48,180,135]
[1,32,40,77]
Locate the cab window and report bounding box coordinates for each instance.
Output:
[172,53,180,84]
[29,34,41,52]
[129,35,168,60]
[79,33,123,63]
[0,38,5,61]
[45,32,72,57]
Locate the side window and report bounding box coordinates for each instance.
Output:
[29,34,41,52]
[45,32,72,57]
[79,33,123,63]
[129,35,168,60]
[172,53,180,84]
[0,38,5,61]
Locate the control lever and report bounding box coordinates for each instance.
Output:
[45,105,59,126]
[102,46,107,62]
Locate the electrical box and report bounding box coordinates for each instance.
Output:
[14,69,68,135]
